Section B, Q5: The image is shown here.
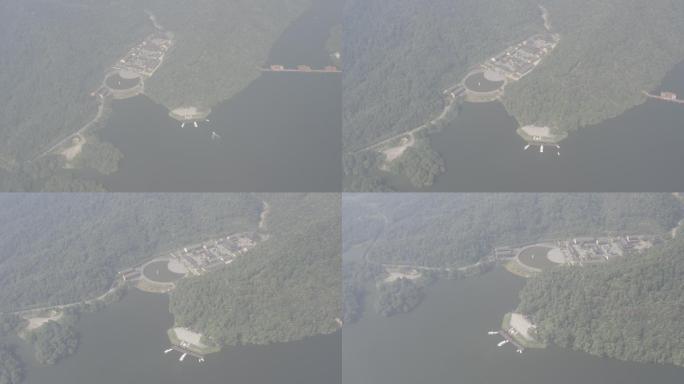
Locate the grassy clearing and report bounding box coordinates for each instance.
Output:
[135,279,174,294]
[504,259,539,278]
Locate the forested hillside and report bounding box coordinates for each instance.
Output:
[169,194,341,347]
[144,0,312,110]
[343,0,684,150]
[518,235,684,367]
[0,0,150,162]
[343,0,541,150]
[0,0,313,188]
[0,344,22,384]
[503,0,684,133]
[0,194,262,312]
[0,315,24,384]
[26,316,80,366]
[345,194,681,268]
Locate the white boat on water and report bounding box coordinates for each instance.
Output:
[180,353,187,362]
[164,348,173,354]
[497,340,509,347]
[487,331,499,335]
[524,144,530,151]
[194,121,199,128]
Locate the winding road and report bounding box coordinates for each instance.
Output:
[349,4,558,157]
[32,98,106,162]
[352,84,461,155]
[7,279,123,317]
[358,205,491,276]
[30,10,172,163]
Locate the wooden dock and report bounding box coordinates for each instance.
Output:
[499,329,525,353]
[169,345,205,362]
[260,65,341,74]
[523,142,561,156]
[643,91,684,104]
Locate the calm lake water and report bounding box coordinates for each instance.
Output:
[385,62,684,192]
[96,0,341,192]
[342,268,684,384]
[19,290,340,384]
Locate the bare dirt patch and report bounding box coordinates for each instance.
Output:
[382,134,415,162]
[384,266,422,283]
[167,258,188,274]
[546,247,566,264]
[24,311,62,331]
[172,327,207,348]
[60,135,86,163]
[520,125,552,138]
[169,106,211,121]
[510,313,535,341]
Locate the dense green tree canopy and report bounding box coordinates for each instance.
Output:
[519,235,684,366]
[375,278,425,317]
[503,0,684,133]
[27,318,80,366]
[0,194,261,311]
[344,194,681,268]
[1,0,313,189]
[0,194,339,382]
[344,0,684,148]
[342,194,683,324]
[343,0,540,151]
[0,344,23,384]
[169,194,341,347]
[0,0,149,162]
[144,0,312,110]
